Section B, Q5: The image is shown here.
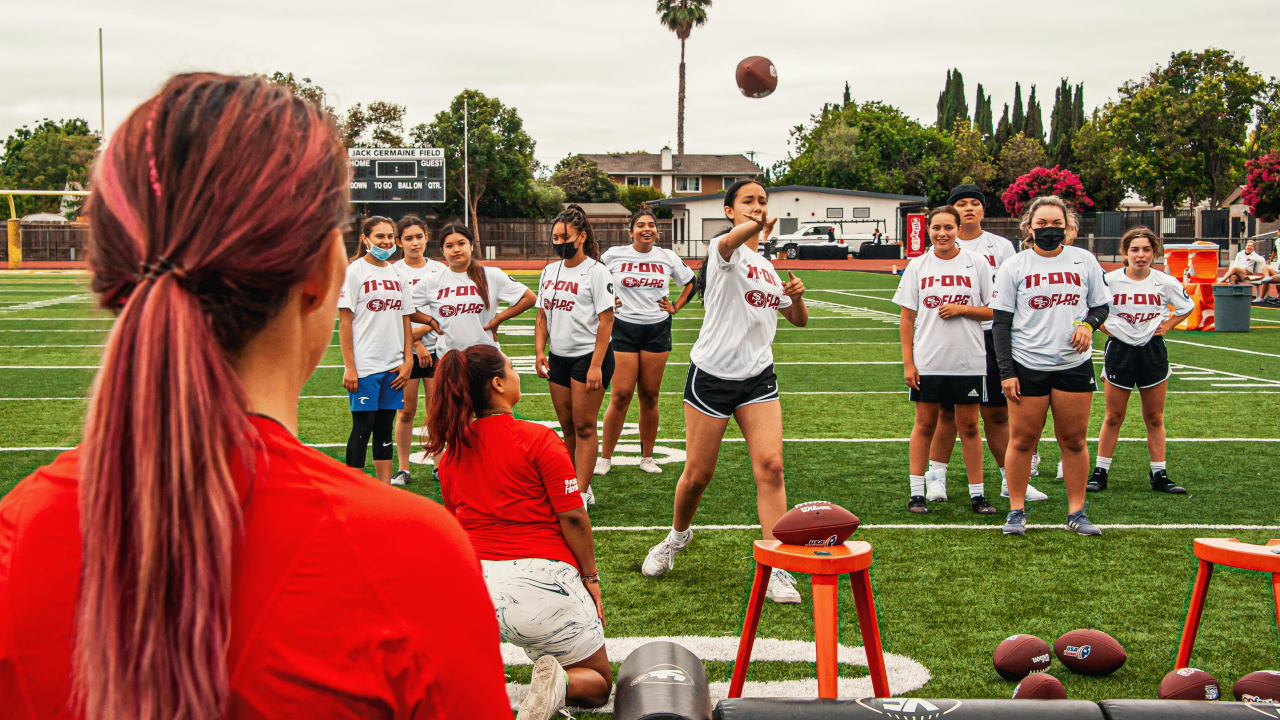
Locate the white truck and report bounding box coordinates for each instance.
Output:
[771,221,880,259]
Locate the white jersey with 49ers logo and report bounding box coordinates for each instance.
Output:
[689,235,793,380]
[337,257,413,378]
[410,266,529,353]
[601,244,696,325]
[1103,268,1194,347]
[892,247,993,375]
[991,245,1111,371]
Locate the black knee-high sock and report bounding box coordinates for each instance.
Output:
[347,411,377,469]
[371,408,396,462]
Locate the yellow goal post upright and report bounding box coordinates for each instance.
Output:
[0,189,92,269]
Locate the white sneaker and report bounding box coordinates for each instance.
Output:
[766,568,802,604]
[1001,480,1050,501]
[593,457,611,476]
[638,457,662,474]
[582,486,595,506]
[517,654,567,720]
[1031,452,1041,476]
[642,528,691,578]
[390,470,409,487]
[924,471,948,502]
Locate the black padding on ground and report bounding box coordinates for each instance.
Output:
[797,245,850,260]
[713,697,1105,720]
[858,244,903,260]
[613,641,712,720]
[1099,699,1280,719]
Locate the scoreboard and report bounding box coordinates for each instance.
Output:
[348,147,446,203]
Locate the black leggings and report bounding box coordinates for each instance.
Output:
[346,409,396,469]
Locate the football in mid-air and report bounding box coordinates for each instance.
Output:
[772,501,859,547]
[1053,629,1127,676]
[1233,670,1280,703]
[1159,668,1221,700]
[1012,673,1067,700]
[993,634,1053,681]
[735,56,777,98]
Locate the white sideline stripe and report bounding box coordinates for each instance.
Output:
[590,523,1280,531]
[1170,361,1280,387]
[1165,338,1280,359]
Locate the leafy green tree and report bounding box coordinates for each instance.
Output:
[1248,79,1280,158]
[1049,79,1084,168]
[974,84,993,138]
[1023,85,1044,142]
[939,121,996,192]
[843,81,852,107]
[936,69,970,132]
[656,0,712,154]
[552,155,621,204]
[0,118,100,217]
[1072,110,1126,211]
[619,184,666,213]
[528,179,567,219]
[409,89,537,228]
[992,103,1012,157]
[1011,83,1025,135]
[262,72,335,118]
[998,132,1049,187]
[345,101,407,148]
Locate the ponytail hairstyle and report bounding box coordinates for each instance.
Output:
[425,345,509,456]
[396,213,427,239]
[552,203,600,261]
[359,215,395,259]
[696,180,766,300]
[630,208,658,230]
[927,205,962,227]
[438,222,490,310]
[80,73,347,720]
[1120,226,1162,266]
[1018,195,1078,240]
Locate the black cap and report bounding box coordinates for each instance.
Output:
[947,184,985,206]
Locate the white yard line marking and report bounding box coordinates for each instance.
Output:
[1165,338,1280,359]
[1169,361,1280,388]
[0,294,93,315]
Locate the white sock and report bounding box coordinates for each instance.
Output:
[910,475,926,497]
[1056,461,1064,479]
[999,467,1007,481]
[670,527,691,543]
[928,460,948,478]
[969,483,984,499]
[1096,456,1112,470]
[1151,461,1167,473]
[641,456,653,462]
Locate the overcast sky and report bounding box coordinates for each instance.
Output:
[3,0,1277,174]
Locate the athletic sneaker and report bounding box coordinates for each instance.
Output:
[432,468,440,483]
[1066,504,1103,536]
[518,654,567,720]
[1087,467,1108,493]
[638,457,662,474]
[582,486,595,506]
[1030,452,1041,476]
[1001,480,1049,501]
[593,457,611,476]
[766,568,802,604]
[1150,469,1186,494]
[1002,509,1027,536]
[390,470,409,487]
[642,528,692,578]
[924,472,948,502]
[971,495,997,515]
[907,495,929,514]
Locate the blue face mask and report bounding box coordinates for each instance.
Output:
[366,241,395,262]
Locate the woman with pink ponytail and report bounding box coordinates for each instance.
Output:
[0,74,510,720]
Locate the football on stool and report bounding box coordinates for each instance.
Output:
[772,501,859,547]
[1053,629,1127,676]
[735,56,778,98]
[993,634,1053,681]
[1012,673,1067,699]
[1233,670,1280,703]
[1159,668,1221,700]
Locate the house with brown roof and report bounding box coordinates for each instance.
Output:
[579,146,762,196]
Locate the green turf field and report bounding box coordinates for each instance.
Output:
[1,268,1277,712]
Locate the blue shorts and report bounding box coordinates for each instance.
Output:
[349,370,405,412]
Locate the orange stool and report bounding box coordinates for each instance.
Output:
[1175,537,1280,668]
[729,540,891,699]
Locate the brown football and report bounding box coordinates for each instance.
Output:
[993,634,1053,681]
[735,56,777,98]
[1053,629,1127,676]
[1012,673,1067,699]
[772,501,858,547]
[1159,668,1221,700]
[1233,670,1280,703]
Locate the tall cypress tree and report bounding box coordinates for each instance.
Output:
[937,70,953,128]
[992,103,1011,157]
[974,83,993,137]
[844,81,852,107]
[1049,78,1073,165]
[1072,83,1085,133]
[1011,83,1025,134]
[936,69,970,132]
[1023,84,1044,143]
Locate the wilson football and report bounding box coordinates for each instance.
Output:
[772,501,859,547]
[735,56,777,98]
[1053,629,1127,676]
[993,634,1053,681]
[1012,673,1067,700]
[1233,670,1280,703]
[1159,668,1221,700]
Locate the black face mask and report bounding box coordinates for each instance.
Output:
[553,241,578,259]
[1033,227,1066,251]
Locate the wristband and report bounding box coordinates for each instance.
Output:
[581,571,600,584]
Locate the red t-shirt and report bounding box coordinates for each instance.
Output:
[438,414,583,570]
[0,415,512,720]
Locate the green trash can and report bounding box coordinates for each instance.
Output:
[1213,284,1252,332]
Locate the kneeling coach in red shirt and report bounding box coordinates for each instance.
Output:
[426,345,611,720]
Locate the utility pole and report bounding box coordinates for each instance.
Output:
[98,29,105,136]
[463,98,470,227]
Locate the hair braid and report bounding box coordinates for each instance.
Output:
[553,204,599,261]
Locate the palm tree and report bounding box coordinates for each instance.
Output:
[656,0,711,155]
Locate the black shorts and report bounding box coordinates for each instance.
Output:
[611,316,673,354]
[409,351,438,380]
[683,361,779,419]
[1013,358,1097,397]
[910,375,986,405]
[1103,336,1169,389]
[548,347,615,389]
[941,331,1006,410]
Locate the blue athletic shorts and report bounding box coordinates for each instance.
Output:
[349,370,405,412]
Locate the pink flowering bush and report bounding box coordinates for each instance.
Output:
[1242,152,1280,222]
[1002,166,1095,217]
